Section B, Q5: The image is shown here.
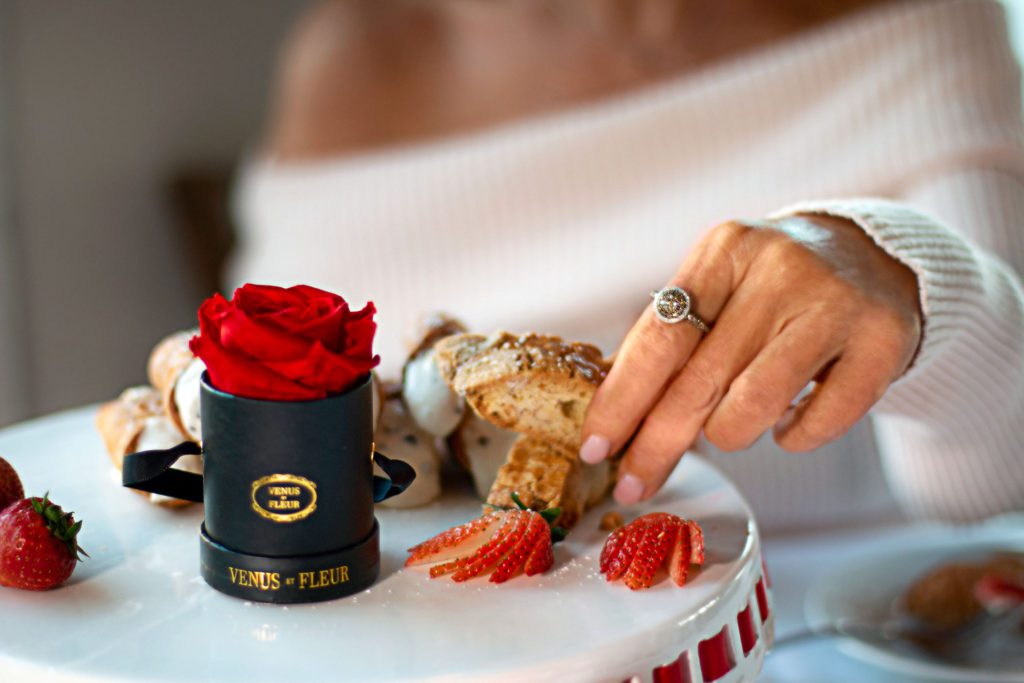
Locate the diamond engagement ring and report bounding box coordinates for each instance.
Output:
[650,287,711,333]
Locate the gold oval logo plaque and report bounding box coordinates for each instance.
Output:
[250,474,318,523]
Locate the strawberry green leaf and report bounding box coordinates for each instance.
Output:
[539,507,562,524]
[501,492,570,544]
[30,493,87,561]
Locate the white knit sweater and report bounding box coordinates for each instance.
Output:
[231,0,1024,530]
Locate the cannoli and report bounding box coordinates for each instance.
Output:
[374,397,442,508]
[402,313,467,437]
[448,413,519,500]
[147,329,203,442]
[95,386,201,508]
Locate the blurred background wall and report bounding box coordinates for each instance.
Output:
[0,0,1021,426]
[0,1,306,426]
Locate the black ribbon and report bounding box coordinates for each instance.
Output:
[122,443,416,504]
[371,451,417,502]
[122,441,205,503]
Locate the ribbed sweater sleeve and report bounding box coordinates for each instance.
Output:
[771,175,1024,521]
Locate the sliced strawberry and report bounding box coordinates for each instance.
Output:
[405,512,504,567]
[599,525,628,574]
[600,512,705,590]
[524,530,554,576]
[491,513,547,584]
[687,520,705,566]
[604,516,650,581]
[453,510,532,582]
[406,491,568,583]
[624,522,677,590]
[430,511,520,578]
[668,522,693,587]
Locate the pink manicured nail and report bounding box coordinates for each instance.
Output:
[613,474,645,505]
[579,435,611,464]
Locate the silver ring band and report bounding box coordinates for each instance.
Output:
[650,287,711,333]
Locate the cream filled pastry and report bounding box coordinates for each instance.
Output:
[402,350,465,438]
[95,386,198,508]
[374,398,442,508]
[173,358,204,442]
[449,414,520,500]
[148,329,200,443]
[135,415,203,506]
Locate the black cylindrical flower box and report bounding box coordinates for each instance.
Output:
[122,372,414,604]
[198,372,379,603]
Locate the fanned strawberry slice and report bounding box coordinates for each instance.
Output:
[668,522,693,587]
[491,513,547,584]
[406,513,496,557]
[624,522,677,590]
[452,510,532,582]
[524,531,554,576]
[687,520,705,565]
[599,525,628,574]
[430,511,520,578]
[600,512,704,590]
[406,512,504,567]
[406,492,567,583]
[604,517,649,581]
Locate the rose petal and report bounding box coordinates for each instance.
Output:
[270,299,348,350]
[218,304,313,362]
[233,283,306,316]
[262,340,376,395]
[248,285,349,350]
[190,328,325,401]
[341,302,378,359]
[289,284,343,301]
[196,293,232,344]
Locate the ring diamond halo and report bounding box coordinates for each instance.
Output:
[649,286,711,333]
[651,287,692,324]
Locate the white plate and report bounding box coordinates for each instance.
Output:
[0,406,770,683]
[805,526,1024,683]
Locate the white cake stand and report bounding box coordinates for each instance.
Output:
[0,407,772,683]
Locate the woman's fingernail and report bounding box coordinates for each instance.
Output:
[613,473,645,505]
[579,435,611,465]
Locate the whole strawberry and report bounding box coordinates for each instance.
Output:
[0,494,86,591]
[0,456,23,511]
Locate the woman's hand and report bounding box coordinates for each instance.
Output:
[579,215,922,505]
